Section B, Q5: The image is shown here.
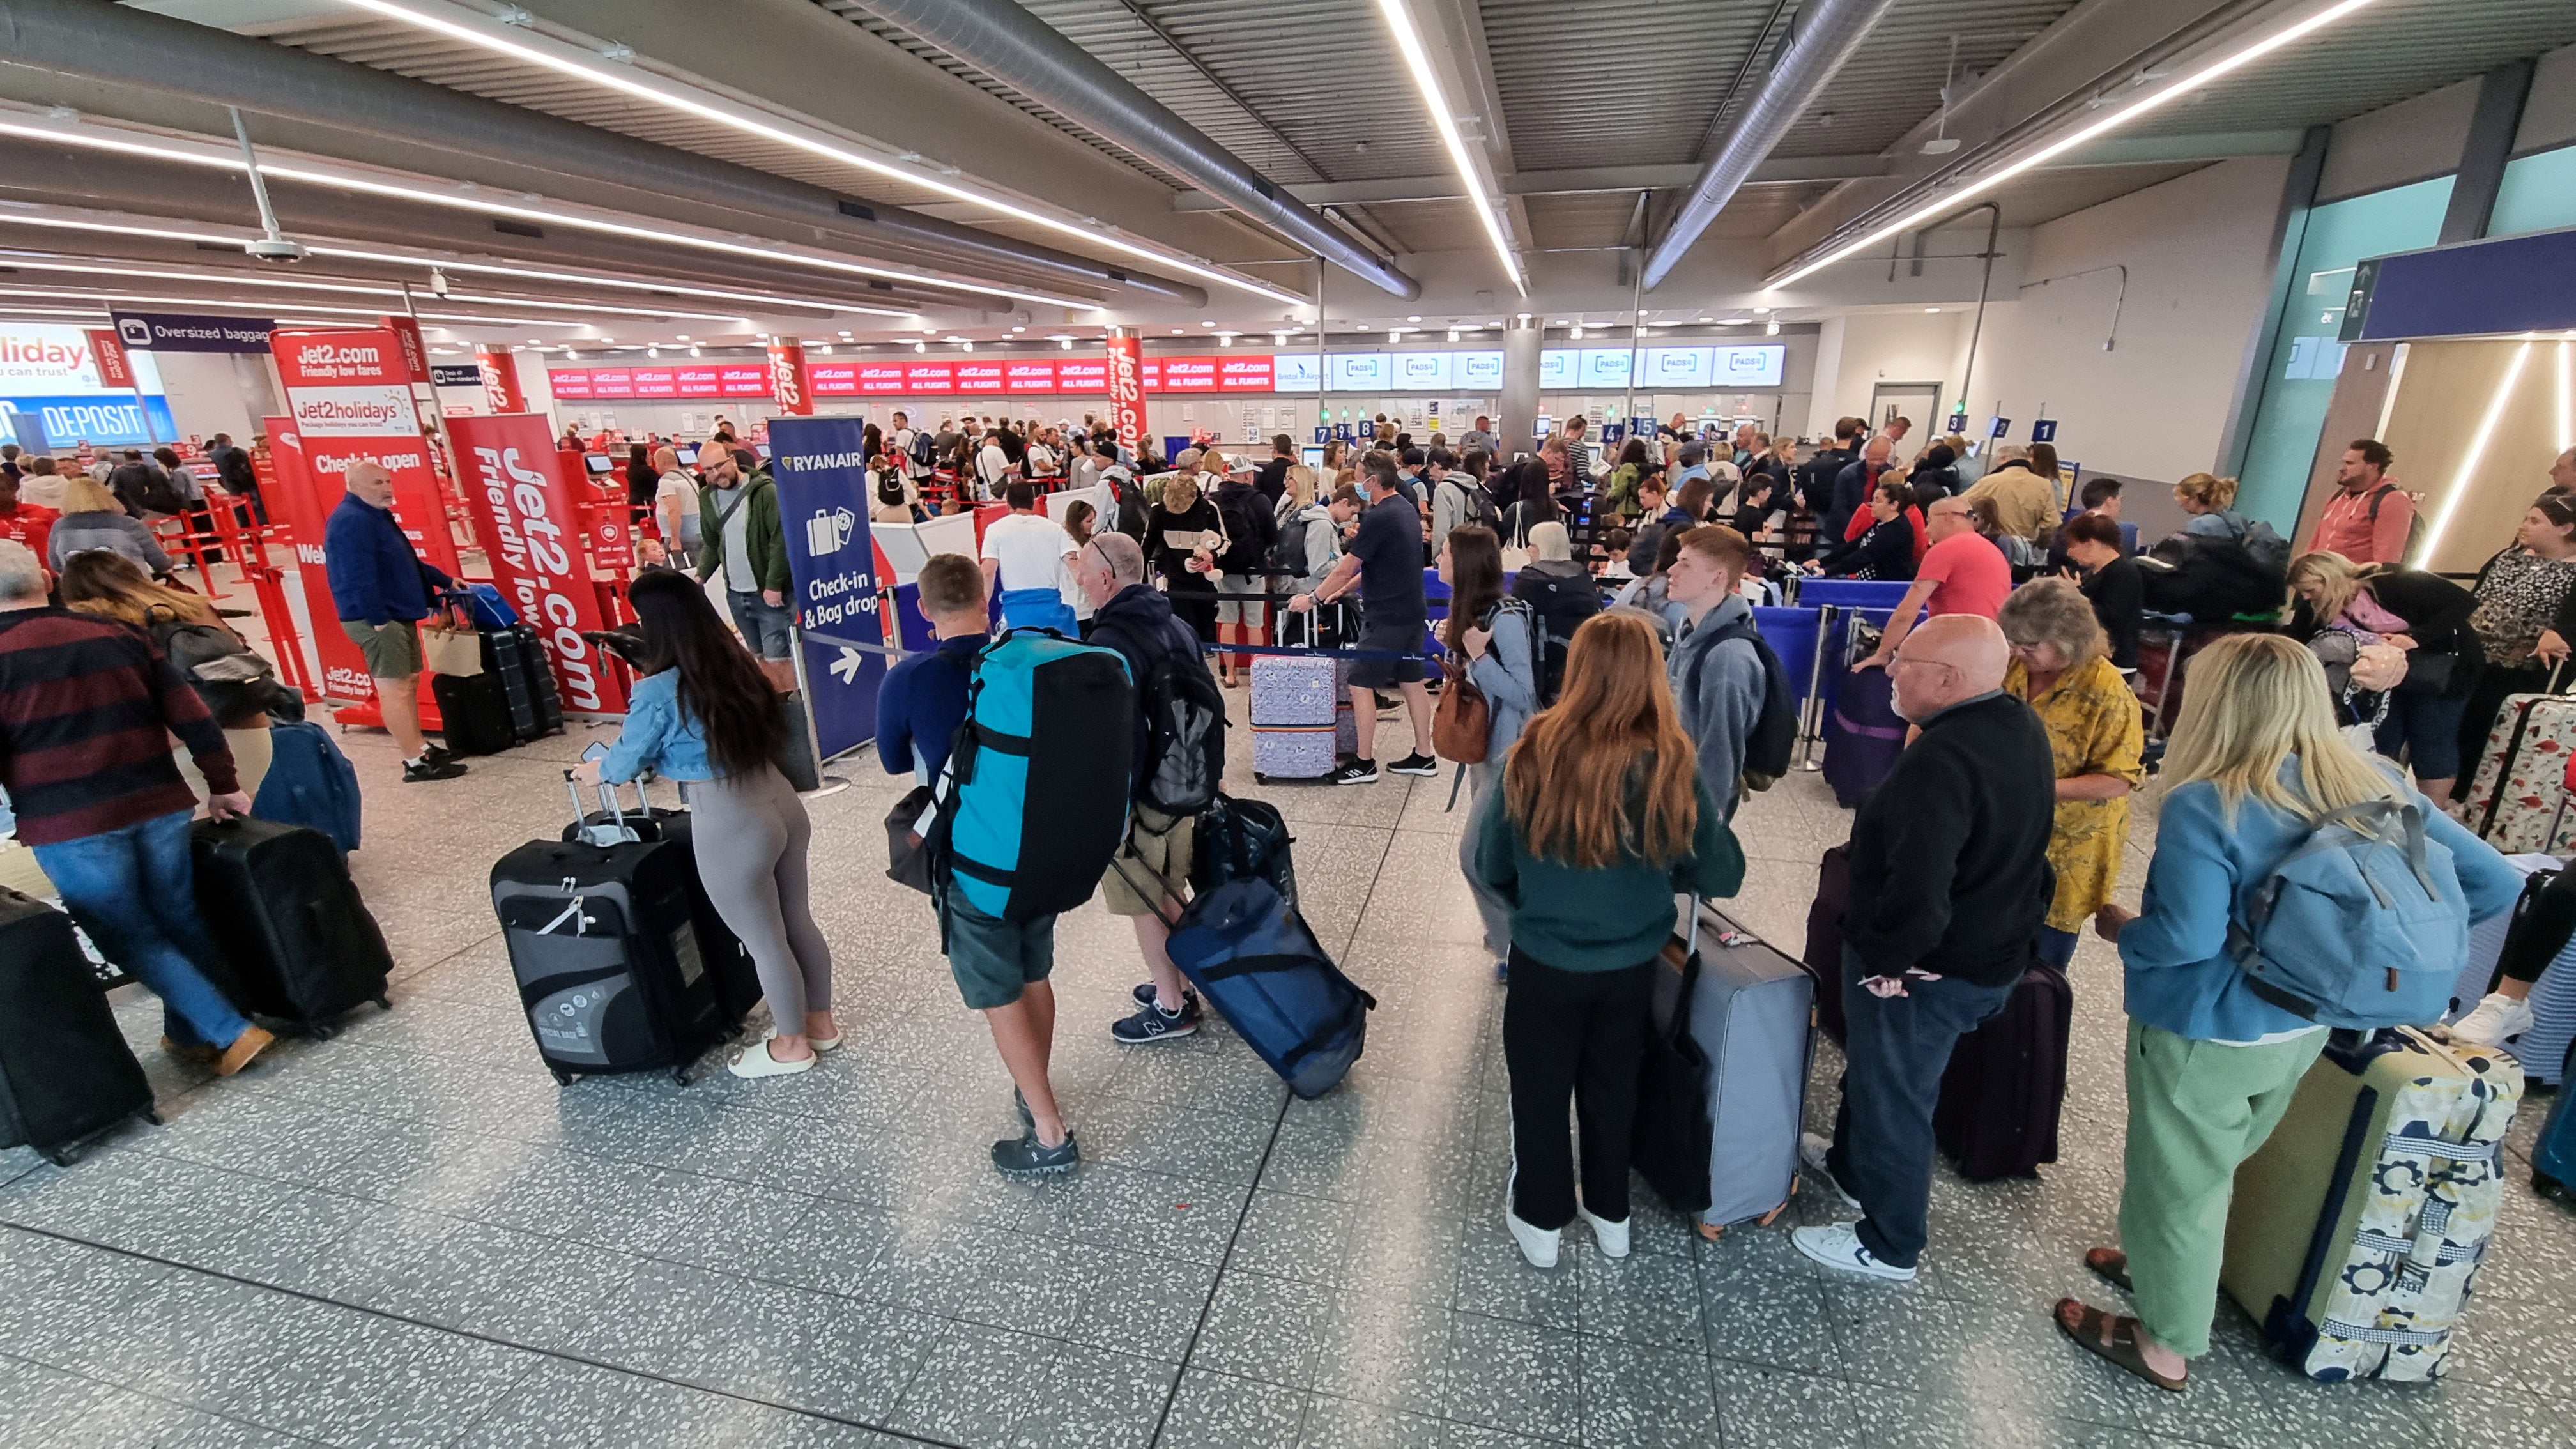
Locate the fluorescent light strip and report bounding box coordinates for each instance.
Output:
[0,284,580,326]
[1374,0,1523,296]
[0,257,746,321]
[332,0,1306,307]
[0,212,916,319]
[0,113,1091,310]
[1772,0,2386,288]
[2424,337,2531,565]
[2558,338,2572,452]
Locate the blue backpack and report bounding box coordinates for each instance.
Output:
[2230,800,2469,1029]
[932,629,1136,924]
[252,721,363,855]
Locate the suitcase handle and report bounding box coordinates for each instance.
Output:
[564,770,645,846]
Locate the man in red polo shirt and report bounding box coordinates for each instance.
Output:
[1855,494,2010,673]
[2305,438,2412,564]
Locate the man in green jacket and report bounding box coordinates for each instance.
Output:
[696,445,795,689]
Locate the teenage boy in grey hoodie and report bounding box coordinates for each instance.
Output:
[1660,525,1770,821]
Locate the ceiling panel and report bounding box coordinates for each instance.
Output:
[1768,0,2082,160]
[1481,0,1783,171]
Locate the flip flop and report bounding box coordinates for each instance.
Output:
[2085,1247,2134,1292]
[2053,1300,2185,1392]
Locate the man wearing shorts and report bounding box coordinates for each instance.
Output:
[1291,451,1438,783]
[694,447,796,691]
[325,461,465,783]
[1077,533,1216,1045]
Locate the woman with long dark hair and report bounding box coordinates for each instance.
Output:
[1471,611,1744,1268]
[1501,459,1558,549]
[624,442,654,512]
[573,569,836,1077]
[1441,525,1537,979]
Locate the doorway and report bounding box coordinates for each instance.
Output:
[1869,382,1942,439]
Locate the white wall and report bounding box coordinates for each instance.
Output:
[151,350,273,443]
[1935,157,2288,484]
[1806,310,1974,438]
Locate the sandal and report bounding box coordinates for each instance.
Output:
[2053,1300,2186,1392]
[727,1038,816,1078]
[2085,1247,2134,1292]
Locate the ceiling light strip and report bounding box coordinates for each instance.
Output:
[332,0,1307,307]
[1373,0,1523,296]
[0,257,749,321]
[2423,337,2531,565]
[0,110,1091,310]
[0,284,580,326]
[1771,0,2385,288]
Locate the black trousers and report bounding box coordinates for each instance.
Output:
[1501,949,1655,1231]
[2500,866,2576,985]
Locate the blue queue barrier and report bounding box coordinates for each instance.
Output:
[1793,578,1913,611]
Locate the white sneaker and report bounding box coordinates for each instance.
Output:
[1792,1222,1915,1282]
[1503,1161,1560,1269]
[727,1039,816,1078]
[1579,1206,1630,1260]
[2450,992,2535,1046]
[1800,1131,1860,1212]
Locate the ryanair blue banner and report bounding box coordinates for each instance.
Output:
[767,415,883,760]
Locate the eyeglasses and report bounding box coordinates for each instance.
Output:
[1887,654,1956,675]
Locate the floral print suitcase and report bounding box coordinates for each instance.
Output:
[2462,693,2576,854]
[2222,1027,2522,1381]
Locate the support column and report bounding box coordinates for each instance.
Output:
[2218,125,2331,479]
[1499,316,1541,464]
[2439,57,2536,245]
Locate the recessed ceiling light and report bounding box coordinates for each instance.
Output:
[1387,329,1400,343]
[1697,315,1712,323]
[1407,314,1422,322]
[690,345,702,356]
[838,330,854,339]
[676,334,691,341]
[1765,321,1781,335]
[1570,325,1584,340]
[526,337,542,344]
[1752,307,1770,314]
[1011,325,1025,333]
[914,340,926,353]
[1924,307,1941,314]
[1201,320,1215,328]
[1061,337,1073,349]
[1170,328,1184,335]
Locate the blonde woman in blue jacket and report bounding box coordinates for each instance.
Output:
[2064,633,2518,1392]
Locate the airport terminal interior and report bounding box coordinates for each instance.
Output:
[5,1,2576,1446]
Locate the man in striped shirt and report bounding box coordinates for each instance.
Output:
[0,540,274,1075]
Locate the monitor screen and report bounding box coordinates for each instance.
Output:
[755,443,772,461]
[1300,447,1324,467]
[675,445,698,465]
[583,453,613,475]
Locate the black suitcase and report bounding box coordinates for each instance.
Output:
[1932,959,2074,1182]
[190,818,394,1033]
[560,779,758,1028]
[1797,844,1852,1045]
[0,889,157,1163]
[514,624,565,732]
[432,670,516,756]
[494,774,730,1084]
[482,628,544,742]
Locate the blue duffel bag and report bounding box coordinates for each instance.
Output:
[252,720,363,855]
[1159,874,1374,1098]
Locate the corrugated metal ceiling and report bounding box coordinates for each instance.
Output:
[1479,0,1785,173]
[1767,0,2079,160]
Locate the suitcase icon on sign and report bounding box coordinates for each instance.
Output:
[806,507,855,556]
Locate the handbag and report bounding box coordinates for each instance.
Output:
[2397,648,2455,694]
[418,606,483,677]
[1432,655,1491,763]
[884,783,937,894]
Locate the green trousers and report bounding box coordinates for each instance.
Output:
[2118,1018,2327,1358]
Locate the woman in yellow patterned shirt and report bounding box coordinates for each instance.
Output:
[1999,578,2145,969]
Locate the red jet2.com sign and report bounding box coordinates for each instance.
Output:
[448,413,627,715]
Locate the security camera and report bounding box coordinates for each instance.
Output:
[243,237,308,263]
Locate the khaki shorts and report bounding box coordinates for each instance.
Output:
[341,617,420,679]
[1101,805,1195,916]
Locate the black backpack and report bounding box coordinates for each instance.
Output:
[1268,512,1325,577]
[1215,488,1275,574]
[1099,617,1227,817]
[1512,568,1603,705]
[1443,477,1500,533]
[1192,792,1297,907]
[146,608,287,726]
[907,431,935,469]
[1685,612,1798,788]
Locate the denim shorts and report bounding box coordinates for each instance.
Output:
[727,588,796,662]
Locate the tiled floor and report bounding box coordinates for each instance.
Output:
[5,692,2575,1448]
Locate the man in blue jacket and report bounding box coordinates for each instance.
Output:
[325,461,465,782]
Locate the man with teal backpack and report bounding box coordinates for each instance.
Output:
[887,554,1137,1176]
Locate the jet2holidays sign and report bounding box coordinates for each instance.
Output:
[768,416,884,758]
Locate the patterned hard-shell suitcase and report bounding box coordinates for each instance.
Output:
[2221,1027,2522,1381]
[1250,654,1338,727]
[2446,855,2576,1088]
[2462,693,2576,853]
[1254,726,1339,780]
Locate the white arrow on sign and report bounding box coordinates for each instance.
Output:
[828,646,864,684]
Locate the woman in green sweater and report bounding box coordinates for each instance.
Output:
[1474,610,1746,1269]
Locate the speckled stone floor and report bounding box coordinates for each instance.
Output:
[4,688,2573,1448]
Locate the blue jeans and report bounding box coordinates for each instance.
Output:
[2039,926,2080,970]
[728,588,795,662]
[31,809,250,1048]
[1825,943,2017,1268]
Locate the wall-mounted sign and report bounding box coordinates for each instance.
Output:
[111,310,277,354]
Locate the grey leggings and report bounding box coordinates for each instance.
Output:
[689,765,832,1023]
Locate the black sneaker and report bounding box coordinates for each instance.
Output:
[1388,752,1439,778]
[403,756,468,783]
[1331,758,1380,786]
[1130,981,1199,1010]
[1110,997,1200,1045]
[420,743,455,766]
[991,1128,1078,1176]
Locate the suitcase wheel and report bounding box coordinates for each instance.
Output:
[670,1066,692,1087]
[374,995,392,1011]
[548,1066,574,1086]
[142,1107,164,1127]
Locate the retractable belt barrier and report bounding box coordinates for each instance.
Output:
[799,625,1435,666]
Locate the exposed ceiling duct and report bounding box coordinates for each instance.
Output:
[842,0,1422,301]
[0,0,1208,306]
[1641,0,1898,290]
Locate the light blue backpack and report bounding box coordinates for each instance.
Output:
[2230,801,2469,1029]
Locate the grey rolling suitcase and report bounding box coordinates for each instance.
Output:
[1687,903,1815,1238]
